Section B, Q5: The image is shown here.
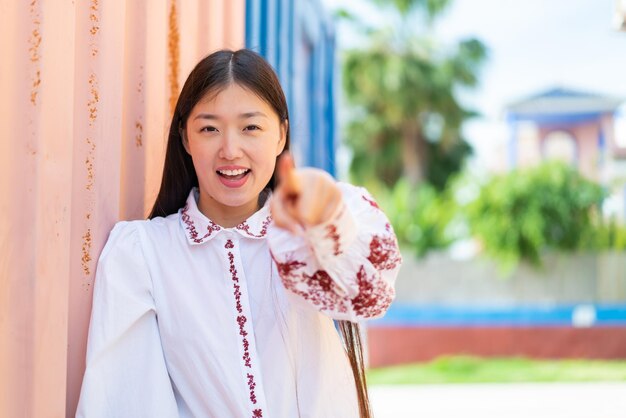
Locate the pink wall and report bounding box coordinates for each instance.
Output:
[0,1,244,416]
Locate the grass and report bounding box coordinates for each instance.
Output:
[366,356,626,385]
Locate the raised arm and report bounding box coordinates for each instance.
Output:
[269,155,401,322]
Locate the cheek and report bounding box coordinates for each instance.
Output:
[253,147,277,179]
[188,145,215,175]
[266,158,277,175]
[189,141,213,160]
[262,145,279,168]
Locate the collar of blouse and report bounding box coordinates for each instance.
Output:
[179,188,273,245]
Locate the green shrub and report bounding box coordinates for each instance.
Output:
[583,216,626,251]
[466,162,607,270]
[376,179,460,257]
[369,162,625,267]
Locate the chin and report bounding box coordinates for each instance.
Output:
[203,178,267,209]
[214,192,258,208]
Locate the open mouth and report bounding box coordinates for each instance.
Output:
[216,168,251,188]
[216,168,251,181]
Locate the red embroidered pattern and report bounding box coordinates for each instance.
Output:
[271,196,400,319]
[247,373,257,402]
[301,270,349,313]
[272,254,348,314]
[236,216,271,238]
[324,224,342,256]
[274,256,306,277]
[361,194,380,210]
[181,204,221,243]
[225,240,263,416]
[351,265,394,318]
[367,235,401,271]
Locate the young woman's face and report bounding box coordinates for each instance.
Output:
[184,83,287,221]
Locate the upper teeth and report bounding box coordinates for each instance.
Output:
[219,169,248,176]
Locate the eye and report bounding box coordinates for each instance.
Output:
[244,125,261,132]
[200,126,218,133]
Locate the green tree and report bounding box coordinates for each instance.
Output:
[341,0,486,189]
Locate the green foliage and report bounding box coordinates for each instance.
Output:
[340,0,487,188]
[375,179,459,257]
[467,162,607,271]
[425,139,472,190]
[370,162,625,264]
[583,216,626,251]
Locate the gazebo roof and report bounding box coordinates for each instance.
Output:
[507,87,623,117]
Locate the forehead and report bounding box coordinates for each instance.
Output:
[192,83,276,117]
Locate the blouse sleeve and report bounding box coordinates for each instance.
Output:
[76,222,179,418]
[267,183,402,322]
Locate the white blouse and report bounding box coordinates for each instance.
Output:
[76,183,401,418]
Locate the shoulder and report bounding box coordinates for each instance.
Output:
[101,213,180,259]
[99,221,145,265]
[95,220,166,298]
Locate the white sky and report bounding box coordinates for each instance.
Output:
[323,0,626,171]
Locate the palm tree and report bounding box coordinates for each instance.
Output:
[341,0,486,189]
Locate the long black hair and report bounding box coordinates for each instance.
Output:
[148,48,372,418]
[149,49,290,219]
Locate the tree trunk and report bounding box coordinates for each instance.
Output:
[401,121,426,186]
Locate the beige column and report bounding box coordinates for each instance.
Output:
[0,1,76,417]
[65,1,128,416]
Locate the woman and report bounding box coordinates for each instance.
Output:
[77,49,401,418]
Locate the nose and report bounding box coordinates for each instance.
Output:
[218,130,243,160]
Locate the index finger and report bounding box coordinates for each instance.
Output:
[277,152,300,198]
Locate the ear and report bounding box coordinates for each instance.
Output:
[180,125,191,155]
[276,119,288,156]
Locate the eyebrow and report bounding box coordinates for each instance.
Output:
[193,111,268,121]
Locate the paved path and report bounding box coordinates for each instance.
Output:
[369,383,626,418]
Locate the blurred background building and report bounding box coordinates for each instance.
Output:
[506,87,626,221]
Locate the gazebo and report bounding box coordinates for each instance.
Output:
[506,87,625,181]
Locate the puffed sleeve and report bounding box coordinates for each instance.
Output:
[76,222,179,418]
[268,183,402,322]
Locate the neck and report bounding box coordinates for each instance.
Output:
[197,193,259,228]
